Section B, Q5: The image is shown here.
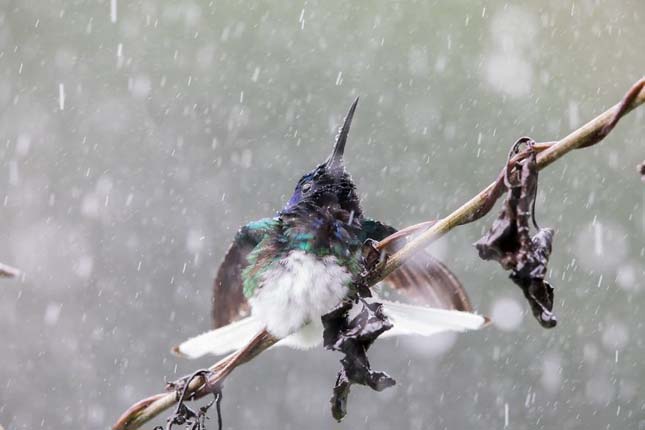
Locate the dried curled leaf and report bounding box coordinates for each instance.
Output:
[322,297,395,421]
[509,228,556,327]
[475,138,557,328]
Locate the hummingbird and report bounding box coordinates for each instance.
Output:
[174,99,485,360]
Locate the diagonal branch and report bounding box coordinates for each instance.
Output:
[112,77,645,430]
[0,262,20,278]
[370,77,645,283]
[113,330,277,430]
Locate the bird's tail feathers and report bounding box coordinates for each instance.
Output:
[173,300,488,359]
[172,316,264,359]
[379,299,488,338]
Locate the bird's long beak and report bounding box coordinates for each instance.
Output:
[326,97,359,172]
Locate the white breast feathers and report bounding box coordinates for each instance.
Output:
[248,250,352,338]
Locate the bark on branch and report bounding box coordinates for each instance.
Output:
[113,77,645,430]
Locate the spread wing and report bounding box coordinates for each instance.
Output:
[361,219,473,312]
[212,217,472,329]
[212,218,278,328]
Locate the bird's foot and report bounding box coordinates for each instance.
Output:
[361,238,387,271]
[359,238,389,289]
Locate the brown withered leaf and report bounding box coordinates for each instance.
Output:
[322,297,395,421]
[475,138,557,328]
[509,228,556,327]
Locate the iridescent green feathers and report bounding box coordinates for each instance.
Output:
[241,212,365,298]
[211,220,275,328]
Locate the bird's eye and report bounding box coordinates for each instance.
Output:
[301,183,312,193]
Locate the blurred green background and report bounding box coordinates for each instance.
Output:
[0,1,644,429]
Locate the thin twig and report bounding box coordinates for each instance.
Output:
[0,262,20,278]
[375,220,435,250]
[371,77,645,283]
[113,77,645,430]
[114,330,277,430]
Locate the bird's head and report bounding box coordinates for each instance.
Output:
[281,98,362,218]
